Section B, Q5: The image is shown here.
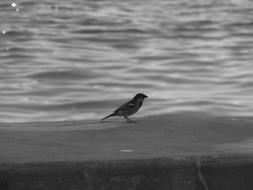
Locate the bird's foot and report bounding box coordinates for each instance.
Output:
[124,116,136,123]
[127,120,137,123]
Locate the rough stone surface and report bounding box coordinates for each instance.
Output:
[1,113,253,189]
[1,155,253,190]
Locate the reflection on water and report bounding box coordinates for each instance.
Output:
[1,0,253,122]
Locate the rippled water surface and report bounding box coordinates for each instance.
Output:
[1,0,253,122]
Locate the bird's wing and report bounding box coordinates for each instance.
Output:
[114,100,135,115]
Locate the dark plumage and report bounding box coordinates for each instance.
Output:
[101,93,148,122]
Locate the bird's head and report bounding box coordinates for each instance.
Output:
[133,93,148,102]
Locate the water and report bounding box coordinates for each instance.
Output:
[1,0,253,122]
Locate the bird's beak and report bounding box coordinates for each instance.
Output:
[144,95,148,98]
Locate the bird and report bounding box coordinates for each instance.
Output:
[101,93,148,122]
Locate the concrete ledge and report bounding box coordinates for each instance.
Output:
[1,113,253,189]
[1,154,253,190]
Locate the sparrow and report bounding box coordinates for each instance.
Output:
[101,93,148,122]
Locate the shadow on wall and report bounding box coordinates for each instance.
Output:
[1,155,253,190]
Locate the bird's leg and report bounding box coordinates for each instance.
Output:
[124,116,136,123]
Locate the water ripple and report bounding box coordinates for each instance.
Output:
[0,0,253,122]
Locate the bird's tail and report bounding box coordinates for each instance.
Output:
[101,113,115,122]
